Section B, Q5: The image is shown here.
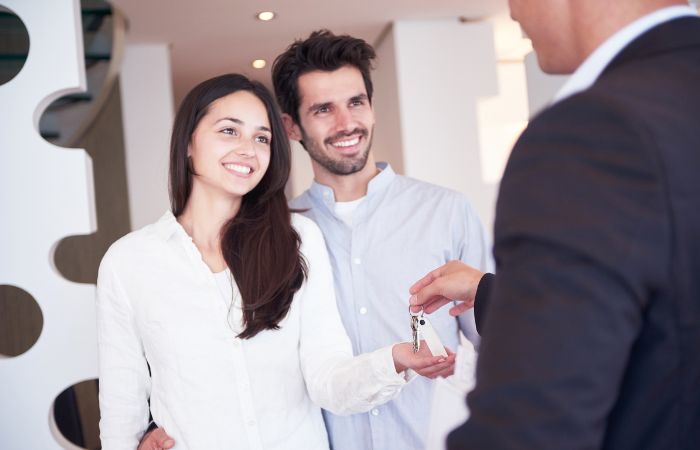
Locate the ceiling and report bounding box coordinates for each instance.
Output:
[110,0,508,104]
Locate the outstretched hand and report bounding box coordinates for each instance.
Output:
[409,260,484,316]
[392,341,456,379]
[138,427,175,450]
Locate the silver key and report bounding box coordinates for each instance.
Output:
[410,311,421,354]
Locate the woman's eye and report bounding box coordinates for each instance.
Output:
[316,106,330,114]
[256,135,271,144]
[222,128,236,135]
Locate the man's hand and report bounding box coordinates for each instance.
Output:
[138,427,175,450]
[409,260,484,316]
[392,341,456,379]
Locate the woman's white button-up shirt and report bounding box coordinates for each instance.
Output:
[97,211,407,450]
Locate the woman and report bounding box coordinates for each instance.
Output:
[97,74,452,450]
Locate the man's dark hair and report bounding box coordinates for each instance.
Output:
[272,29,376,125]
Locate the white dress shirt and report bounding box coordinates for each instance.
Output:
[554,5,698,103]
[96,211,408,450]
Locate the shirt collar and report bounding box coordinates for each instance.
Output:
[553,5,698,103]
[153,209,187,242]
[308,162,396,205]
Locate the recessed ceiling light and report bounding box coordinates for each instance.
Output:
[252,59,267,69]
[256,11,275,21]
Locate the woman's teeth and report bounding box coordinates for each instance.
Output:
[224,163,251,174]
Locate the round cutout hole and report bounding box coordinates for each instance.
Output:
[0,6,30,86]
[0,284,43,357]
[53,379,101,449]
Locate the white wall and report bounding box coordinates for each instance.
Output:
[119,44,175,230]
[371,26,405,175]
[373,19,503,235]
[524,51,568,117]
[0,0,98,448]
[287,140,314,199]
[370,17,568,236]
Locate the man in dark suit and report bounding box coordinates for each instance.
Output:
[410,0,700,448]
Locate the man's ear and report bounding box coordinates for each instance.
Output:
[282,113,303,141]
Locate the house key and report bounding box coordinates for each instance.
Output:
[410,308,421,353]
[409,306,448,357]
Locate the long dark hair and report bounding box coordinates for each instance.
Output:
[169,73,307,339]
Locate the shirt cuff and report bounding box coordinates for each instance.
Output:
[372,345,409,386]
[403,368,419,383]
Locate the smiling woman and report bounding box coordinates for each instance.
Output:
[95,73,453,450]
[168,74,304,338]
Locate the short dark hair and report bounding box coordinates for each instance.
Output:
[272,29,376,124]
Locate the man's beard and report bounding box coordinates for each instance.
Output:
[301,126,373,176]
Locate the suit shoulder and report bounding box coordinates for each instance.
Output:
[524,89,646,149]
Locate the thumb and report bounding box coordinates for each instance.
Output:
[151,428,175,448]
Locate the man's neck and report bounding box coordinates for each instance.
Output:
[312,154,379,202]
[573,0,687,64]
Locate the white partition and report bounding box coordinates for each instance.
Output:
[371,18,568,236]
[0,0,97,448]
[373,19,503,234]
[120,43,175,230]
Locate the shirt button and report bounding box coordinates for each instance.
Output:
[353,258,361,265]
[359,307,368,315]
[371,408,380,416]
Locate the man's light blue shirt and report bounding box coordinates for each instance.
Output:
[290,163,493,450]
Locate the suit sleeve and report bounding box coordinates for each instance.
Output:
[448,93,670,449]
[473,273,495,334]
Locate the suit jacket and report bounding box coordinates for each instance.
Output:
[450,17,700,450]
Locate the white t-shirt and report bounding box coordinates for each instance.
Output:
[334,196,365,227]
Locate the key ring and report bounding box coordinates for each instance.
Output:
[409,304,423,317]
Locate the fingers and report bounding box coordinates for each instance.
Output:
[409,264,448,294]
[409,295,451,314]
[144,428,175,450]
[162,435,175,450]
[421,297,453,314]
[408,271,437,295]
[409,353,449,371]
[415,354,456,378]
[432,364,456,379]
[410,276,450,307]
[448,301,474,316]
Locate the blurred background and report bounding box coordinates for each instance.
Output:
[2,1,697,448]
